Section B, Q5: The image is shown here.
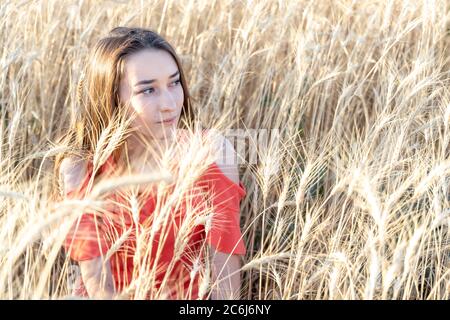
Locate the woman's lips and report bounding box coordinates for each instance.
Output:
[158,116,176,125]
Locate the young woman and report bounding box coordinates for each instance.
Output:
[55,27,247,300]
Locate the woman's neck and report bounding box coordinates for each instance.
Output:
[120,131,178,173]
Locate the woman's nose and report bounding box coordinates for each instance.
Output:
[158,89,177,112]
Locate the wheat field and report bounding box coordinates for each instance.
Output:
[0,0,449,300]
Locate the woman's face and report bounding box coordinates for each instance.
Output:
[119,49,184,142]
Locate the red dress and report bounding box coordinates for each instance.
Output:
[63,147,247,300]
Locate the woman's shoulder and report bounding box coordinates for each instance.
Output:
[202,130,239,180]
[59,156,91,196]
[195,129,243,187]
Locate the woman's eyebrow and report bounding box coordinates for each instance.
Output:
[133,71,180,87]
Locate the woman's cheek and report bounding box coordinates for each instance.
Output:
[131,96,148,114]
[175,87,184,107]
[128,98,153,127]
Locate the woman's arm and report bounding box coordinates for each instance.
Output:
[79,257,117,299]
[210,247,242,300]
[209,133,244,300]
[60,157,117,299]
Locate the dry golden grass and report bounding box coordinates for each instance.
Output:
[0,0,449,299]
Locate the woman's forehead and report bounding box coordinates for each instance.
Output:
[122,49,179,85]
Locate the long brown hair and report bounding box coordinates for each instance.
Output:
[53,26,196,199]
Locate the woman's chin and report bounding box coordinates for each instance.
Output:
[153,127,177,140]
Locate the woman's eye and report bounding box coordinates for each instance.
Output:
[141,88,154,95]
[139,80,180,95]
